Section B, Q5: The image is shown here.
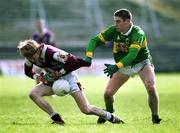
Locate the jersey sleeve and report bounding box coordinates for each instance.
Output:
[116,34,146,68]
[86,26,115,58]
[53,49,69,64]
[24,58,37,79]
[130,33,146,48]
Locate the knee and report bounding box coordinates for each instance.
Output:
[80,105,92,115]
[29,89,40,100]
[104,90,113,99]
[145,80,156,94]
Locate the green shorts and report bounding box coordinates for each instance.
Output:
[118,59,153,77]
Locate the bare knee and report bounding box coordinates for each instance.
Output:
[80,105,92,115]
[29,89,41,100]
[104,89,114,99]
[145,80,156,94]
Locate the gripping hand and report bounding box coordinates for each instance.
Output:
[42,69,59,86]
[104,64,119,78]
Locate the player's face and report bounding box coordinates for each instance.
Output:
[27,52,40,63]
[113,16,130,33]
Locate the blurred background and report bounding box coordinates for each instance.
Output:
[0,0,180,76]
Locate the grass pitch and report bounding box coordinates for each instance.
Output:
[0,73,180,133]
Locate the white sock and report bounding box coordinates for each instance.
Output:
[103,111,112,120]
[50,112,58,118]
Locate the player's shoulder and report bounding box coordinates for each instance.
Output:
[101,25,116,35]
[46,45,57,53]
[40,45,59,61]
[46,45,65,56]
[132,25,145,35]
[107,25,116,32]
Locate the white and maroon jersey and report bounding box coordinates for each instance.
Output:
[24,45,90,79]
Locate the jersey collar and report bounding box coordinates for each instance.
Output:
[122,24,133,36]
[40,45,47,60]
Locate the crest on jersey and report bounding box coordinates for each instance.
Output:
[125,38,130,45]
[117,35,120,41]
[54,52,68,64]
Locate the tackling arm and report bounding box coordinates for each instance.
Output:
[85,26,115,64]
[86,34,110,58]
[53,52,91,76]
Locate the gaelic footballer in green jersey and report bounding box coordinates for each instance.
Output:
[86,25,150,69]
[84,8,161,124]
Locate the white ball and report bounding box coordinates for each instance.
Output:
[52,79,70,96]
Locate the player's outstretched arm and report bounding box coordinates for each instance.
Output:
[63,54,91,73]
[84,56,92,65]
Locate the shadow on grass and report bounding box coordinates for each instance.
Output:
[11,121,40,126]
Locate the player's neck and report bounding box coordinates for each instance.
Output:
[122,23,133,35]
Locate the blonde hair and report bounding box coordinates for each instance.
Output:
[17,39,39,58]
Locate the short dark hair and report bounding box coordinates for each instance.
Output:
[113,9,132,21]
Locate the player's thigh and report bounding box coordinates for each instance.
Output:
[138,65,156,89]
[31,83,54,96]
[105,72,130,96]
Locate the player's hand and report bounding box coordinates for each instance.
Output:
[54,70,63,78]
[104,64,119,78]
[84,56,92,66]
[42,70,59,86]
[35,73,44,83]
[37,72,49,85]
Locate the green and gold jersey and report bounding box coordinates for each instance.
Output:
[86,25,151,68]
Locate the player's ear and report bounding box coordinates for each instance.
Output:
[37,44,44,52]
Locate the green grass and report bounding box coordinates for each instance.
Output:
[0,74,180,133]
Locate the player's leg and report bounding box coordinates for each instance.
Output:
[138,65,161,124]
[97,72,129,123]
[29,83,54,114]
[71,90,124,124]
[103,72,130,113]
[29,83,64,124]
